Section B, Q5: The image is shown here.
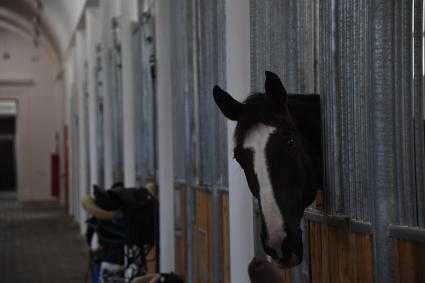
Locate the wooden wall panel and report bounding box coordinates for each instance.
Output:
[175,186,187,279]
[193,190,213,283]
[394,239,425,283]
[355,231,373,283]
[219,193,230,283]
[174,188,230,283]
[309,221,373,283]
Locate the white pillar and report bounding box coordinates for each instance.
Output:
[120,0,137,187]
[100,0,114,189]
[76,30,88,233]
[225,0,255,282]
[85,8,100,192]
[155,0,175,273]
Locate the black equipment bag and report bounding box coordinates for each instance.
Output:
[92,184,158,247]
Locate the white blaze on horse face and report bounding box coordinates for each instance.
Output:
[243,124,286,257]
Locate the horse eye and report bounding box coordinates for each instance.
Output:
[287,137,295,147]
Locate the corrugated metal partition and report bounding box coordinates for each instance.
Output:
[321,0,373,220]
[251,0,425,282]
[171,1,229,283]
[95,45,105,189]
[134,0,157,187]
[110,17,124,183]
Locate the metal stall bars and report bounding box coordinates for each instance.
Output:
[134,0,157,187]
[316,0,374,225]
[316,0,394,281]
[412,0,425,229]
[250,0,319,282]
[110,17,124,184]
[389,0,425,273]
[171,1,228,283]
[95,44,105,189]
[319,0,425,282]
[251,0,425,282]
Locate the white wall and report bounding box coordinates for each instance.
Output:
[46,0,89,55]
[75,30,89,233]
[0,27,64,201]
[155,0,175,273]
[121,0,137,187]
[225,0,255,282]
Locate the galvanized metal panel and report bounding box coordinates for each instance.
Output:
[319,0,340,216]
[196,0,227,188]
[413,0,425,228]
[317,0,375,221]
[360,0,373,222]
[370,0,397,281]
[250,0,316,94]
[134,5,157,185]
[171,0,193,183]
[394,0,416,227]
[95,47,105,188]
[110,17,124,183]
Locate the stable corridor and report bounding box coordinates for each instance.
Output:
[0,192,89,283]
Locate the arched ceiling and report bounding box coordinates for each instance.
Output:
[0,0,88,60]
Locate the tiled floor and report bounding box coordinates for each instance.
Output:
[0,192,89,283]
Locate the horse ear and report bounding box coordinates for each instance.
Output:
[213,85,244,121]
[265,71,288,107]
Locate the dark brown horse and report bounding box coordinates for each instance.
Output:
[213,71,322,268]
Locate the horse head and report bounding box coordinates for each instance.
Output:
[213,71,322,268]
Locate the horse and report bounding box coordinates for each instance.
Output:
[213,71,322,268]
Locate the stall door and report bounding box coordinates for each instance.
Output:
[134,0,158,272]
[171,1,229,283]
